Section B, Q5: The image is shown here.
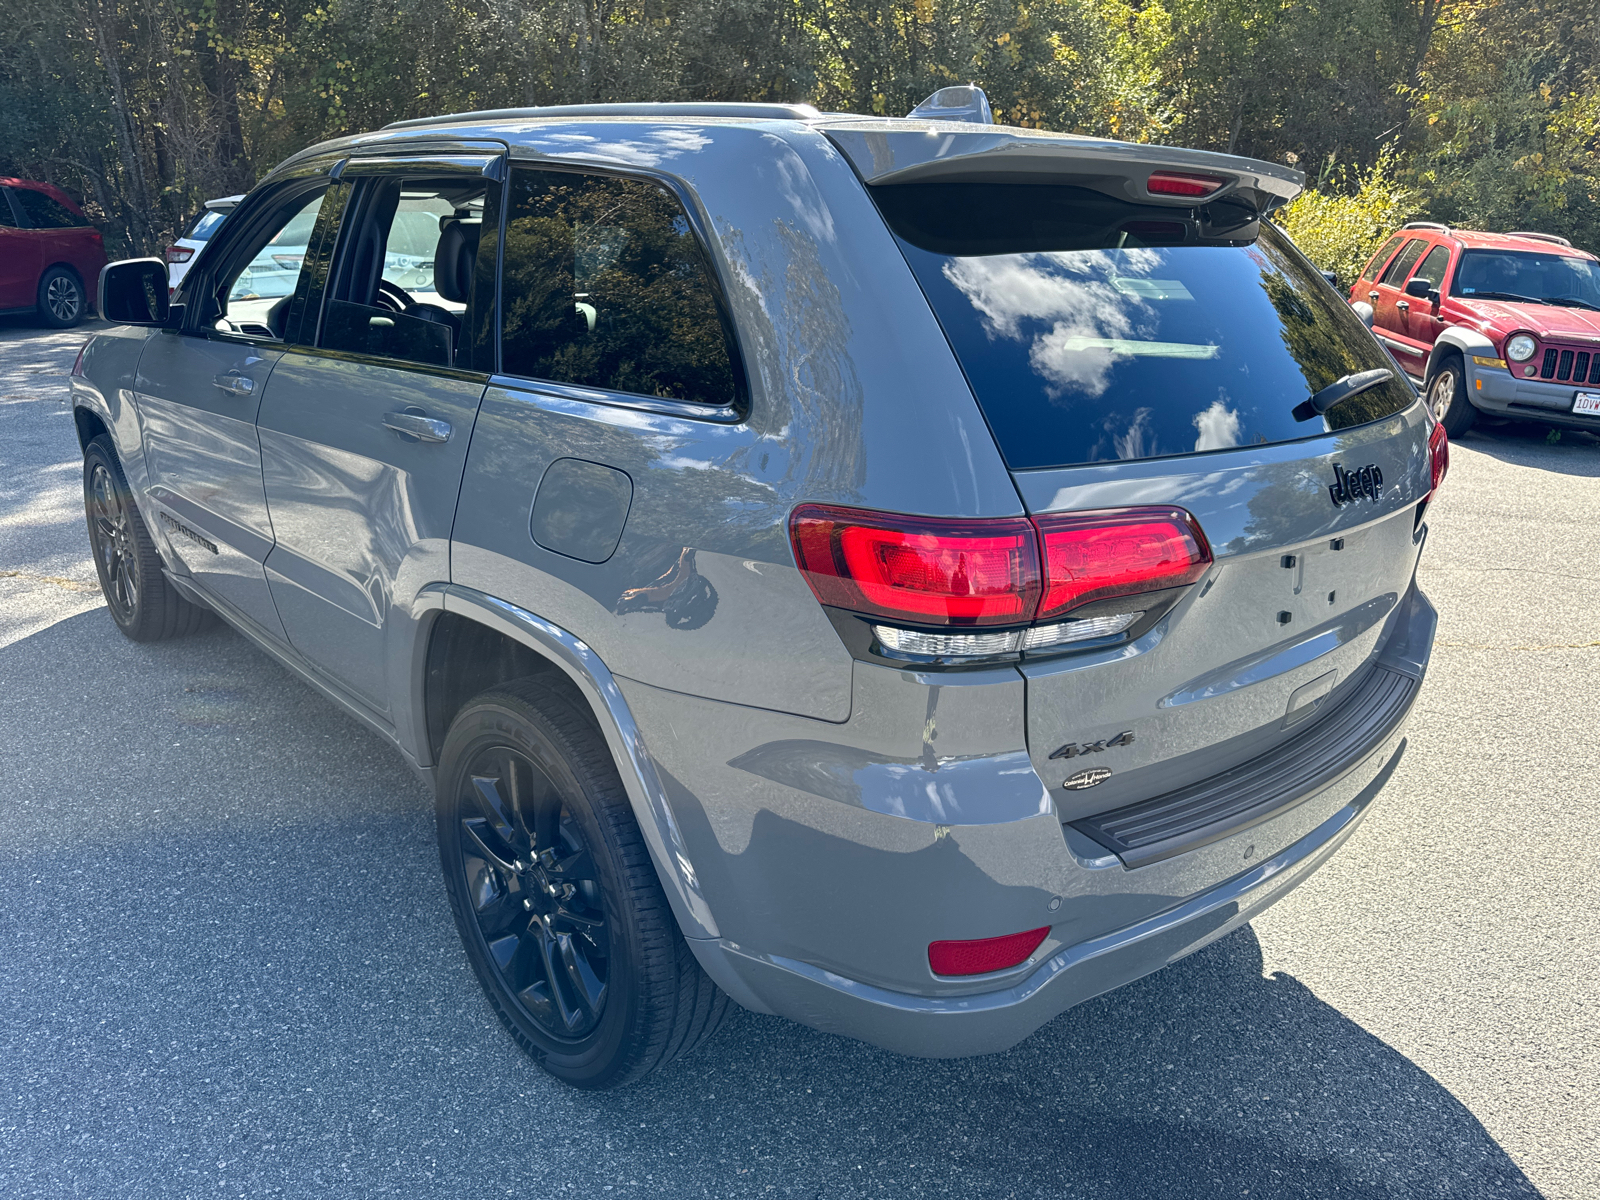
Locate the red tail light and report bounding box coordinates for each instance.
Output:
[789,504,1213,631]
[1428,421,1449,495]
[70,342,88,377]
[1147,171,1227,198]
[929,926,1050,976]
[165,245,193,264]
[789,506,1040,626]
[1036,508,1212,621]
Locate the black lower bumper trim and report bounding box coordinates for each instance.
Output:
[1070,663,1417,868]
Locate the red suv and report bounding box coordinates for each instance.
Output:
[0,178,106,328]
[1352,222,1600,436]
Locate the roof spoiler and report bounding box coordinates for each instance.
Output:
[825,125,1304,214]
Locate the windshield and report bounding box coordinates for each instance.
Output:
[1454,249,1600,307]
[875,183,1414,470]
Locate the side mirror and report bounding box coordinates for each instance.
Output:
[1319,269,1338,287]
[1350,300,1375,329]
[1404,277,1433,299]
[99,258,171,326]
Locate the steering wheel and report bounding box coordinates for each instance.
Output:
[374,279,413,312]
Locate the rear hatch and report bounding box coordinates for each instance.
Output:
[830,124,1433,856]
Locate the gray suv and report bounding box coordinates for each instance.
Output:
[76,93,1444,1089]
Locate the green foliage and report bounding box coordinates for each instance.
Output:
[1275,146,1419,287]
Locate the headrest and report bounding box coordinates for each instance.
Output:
[435,219,481,304]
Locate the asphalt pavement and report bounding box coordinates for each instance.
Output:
[1,315,1595,1199]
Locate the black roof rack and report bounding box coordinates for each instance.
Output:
[384,102,821,131]
[1505,230,1574,247]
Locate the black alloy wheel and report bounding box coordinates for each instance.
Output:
[436,680,731,1089]
[456,743,611,1038]
[82,435,210,642]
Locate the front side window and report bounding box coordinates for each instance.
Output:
[1453,249,1600,307]
[874,182,1413,470]
[1361,235,1403,282]
[12,188,87,229]
[319,176,489,370]
[1412,245,1452,292]
[1378,239,1427,286]
[213,189,328,339]
[499,167,738,406]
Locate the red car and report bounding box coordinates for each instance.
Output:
[0,178,106,328]
[1351,222,1600,436]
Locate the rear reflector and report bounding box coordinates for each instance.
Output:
[791,504,1212,638]
[929,926,1050,976]
[1428,421,1449,495]
[165,245,193,264]
[1035,508,1211,621]
[1147,171,1227,198]
[789,505,1040,627]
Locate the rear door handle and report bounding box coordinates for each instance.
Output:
[382,410,452,443]
[213,372,256,396]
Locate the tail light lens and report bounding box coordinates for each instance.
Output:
[165,245,193,264]
[789,504,1213,640]
[929,926,1050,976]
[70,342,88,377]
[1147,171,1227,198]
[1036,508,1212,621]
[1428,421,1449,495]
[789,505,1040,626]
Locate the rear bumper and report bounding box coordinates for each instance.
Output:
[681,583,1434,1057]
[693,736,1403,1056]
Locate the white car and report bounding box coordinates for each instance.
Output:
[165,195,242,294]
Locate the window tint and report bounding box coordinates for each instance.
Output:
[187,210,227,241]
[0,190,17,228]
[12,188,87,228]
[1412,245,1451,292]
[213,189,328,339]
[1378,239,1426,286]
[1361,235,1404,282]
[318,176,489,370]
[1454,249,1600,306]
[499,167,738,406]
[875,182,1414,471]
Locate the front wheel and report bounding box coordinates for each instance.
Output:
[1426,353,1477,438]
[436,679,730,1089]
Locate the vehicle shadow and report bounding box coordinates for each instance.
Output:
[1458,415,1600,475]
[0,611,1542,1200]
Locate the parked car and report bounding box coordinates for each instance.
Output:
[0,177,105,327]
[166,194,241,294]
[1351,221,1600,436]
[75,90,1444,1089]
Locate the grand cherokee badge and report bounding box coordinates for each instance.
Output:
[1062,767,1113,790]
[1329,463,1383,506]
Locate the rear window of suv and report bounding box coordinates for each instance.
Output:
[874,183,1414,470]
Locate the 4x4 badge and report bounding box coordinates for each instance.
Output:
[1329,463,1383,506]
[1049,731,1134,760]
[1063,767,1113,790]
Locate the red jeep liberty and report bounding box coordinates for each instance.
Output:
[1352,222,1600,436]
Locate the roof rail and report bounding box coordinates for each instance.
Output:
[1506,230,1573,247]
[383,102,821,131]
[1402,221,1451,233]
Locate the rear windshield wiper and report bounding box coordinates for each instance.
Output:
[1293,368,1394,422]
[1543,296,1600,312]
[1468,290,1548,305]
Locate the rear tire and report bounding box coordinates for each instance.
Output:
[436,679,730,1089]
[37,266,86,329]
[1426,352,1477,438]
[83,435,210,642]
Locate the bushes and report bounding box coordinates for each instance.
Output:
[1274,147,1418,287]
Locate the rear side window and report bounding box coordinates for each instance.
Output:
[1361,235,1404,282]
[1379,239,1427,286]
[12,188,87,228]
[875,183,1413,471]
[187,210,227,241]
[0,190,18,228]
[1413,245,1452,292]
[499,167,738,406]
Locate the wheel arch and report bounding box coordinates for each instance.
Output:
[1425,326,1495,386]
[415,584,719,941]
[73,404,110,454]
